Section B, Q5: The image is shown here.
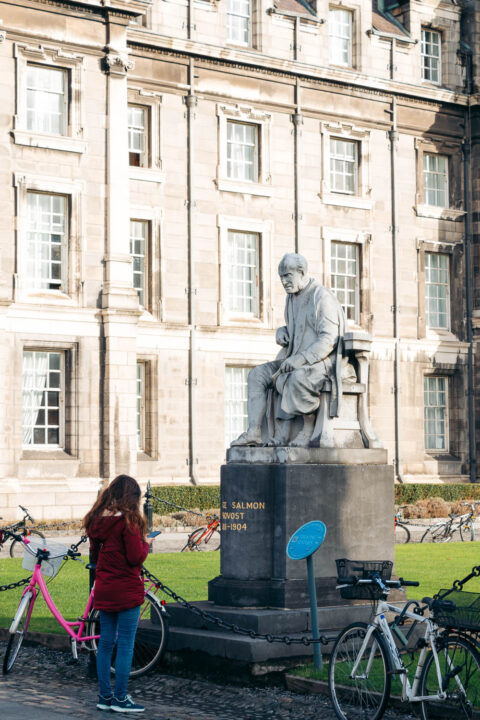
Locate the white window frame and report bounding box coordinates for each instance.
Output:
[227,0,252,47]
[226,230,260,317]
[26,192,68,293]
[136,361,146,452]
[321,122,371,210]
[225,365,251,448]
[322,227,370,328]
[421,28,441,85]
[218,214,273,327]
[13,43,86,153]
[129,205,163,318]
[425,252,450,331]
[130,219,149,309]
[217,103,273,197]
[330,240,360,324]
[14,172,85,303]
[424,375,449,453]
[329,7,353,67]
[226,120,259,183]
[26,64,68,136]
[22,349,65,450]
[329,137,358,195]
[128,104,149,169]
[127,88,165,183]
[423,153,448,209]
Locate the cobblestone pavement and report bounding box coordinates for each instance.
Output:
[0,645,417,720]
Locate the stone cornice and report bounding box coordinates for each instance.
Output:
[4,0,142,20]
[127,30,469,108]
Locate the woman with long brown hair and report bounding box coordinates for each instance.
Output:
[83,474,149,714]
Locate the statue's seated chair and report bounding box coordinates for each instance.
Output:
[310,331,382,449]
[270,332,382,449]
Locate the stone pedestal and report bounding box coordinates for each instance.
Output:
[208,450,394,609]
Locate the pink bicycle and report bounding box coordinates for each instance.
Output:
[2,529,168,677]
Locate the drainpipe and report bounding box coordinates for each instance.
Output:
[462,49,477,482]
[186,58,198,485]
[390,96,404,483]
[292,78,302,254]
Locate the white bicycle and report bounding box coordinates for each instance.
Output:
[328,559,480,720]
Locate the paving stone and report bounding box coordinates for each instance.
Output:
[0,644,417,720]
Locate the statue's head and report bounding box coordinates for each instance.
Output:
[278,253,309,294]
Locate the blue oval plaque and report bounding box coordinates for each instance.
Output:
[287,521,326,560]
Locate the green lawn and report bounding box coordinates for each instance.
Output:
[0,553,220,634]
[1,542,479,636]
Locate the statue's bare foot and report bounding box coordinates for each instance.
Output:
[230,428,263,447]
[290,430,312,448]
[266,436,288,447]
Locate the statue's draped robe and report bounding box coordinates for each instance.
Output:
[269,279,345,429]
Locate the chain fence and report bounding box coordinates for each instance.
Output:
[142,566,333,647]
[1,532,333,648]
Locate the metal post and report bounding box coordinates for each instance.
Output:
[143,480,153,553]
[306,554,322,670]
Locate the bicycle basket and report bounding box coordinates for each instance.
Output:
[336,559,393,600]
[22,538,67,578]
[433,590,480,632]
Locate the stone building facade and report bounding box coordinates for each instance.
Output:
[0,0,477,519]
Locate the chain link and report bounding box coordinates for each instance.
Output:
[142,566,332,647]
[152,498,208,520]
[0,576,32,593]
[441,564,480,595]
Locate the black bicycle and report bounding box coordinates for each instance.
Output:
[0,505,45,558]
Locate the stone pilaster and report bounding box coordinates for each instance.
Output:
[100,13,139,481]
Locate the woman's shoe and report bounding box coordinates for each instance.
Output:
[111,695,145,713]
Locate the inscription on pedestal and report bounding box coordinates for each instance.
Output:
[221,500,266,533]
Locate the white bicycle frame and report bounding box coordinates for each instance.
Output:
[348,596,467,704]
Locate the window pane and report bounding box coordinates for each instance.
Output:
[330,138,357,194]
[227,0,251,45]
[329,9,353,67]
[226,121,258,182]
[27,192,67,291]
[130,220,148,307]
[423,154,448,207]
[425,253,449,329]
[22,350,63,447]
[225,366,250,446]
[331,242,359,322]
[424,376,447,451]
[128,105,148,167]
[26,65,67,135]
[136,362,146,451]
[227,231,259,315]
[422,29,441,83]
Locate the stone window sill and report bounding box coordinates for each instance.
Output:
[13,129,86,154]
[15,290,76,306]
[216,179,273,197]
[415,204,465,221]
[20,450,77,461]
[321,192,372,210]
[129,167,166,183]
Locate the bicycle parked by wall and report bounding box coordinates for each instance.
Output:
[420,502,479,543]
[394,506,410,544]
[0,506,45,558]
[2,529,168,677]
[181,513,220,551]
[328,558,480,720]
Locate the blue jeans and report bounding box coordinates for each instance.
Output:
[96,605,141,699]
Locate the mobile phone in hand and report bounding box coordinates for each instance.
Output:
[147,530,162,539]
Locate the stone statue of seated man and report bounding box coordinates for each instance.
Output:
[231,252,354,448]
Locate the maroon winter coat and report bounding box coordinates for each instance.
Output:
[88,515,149,613]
